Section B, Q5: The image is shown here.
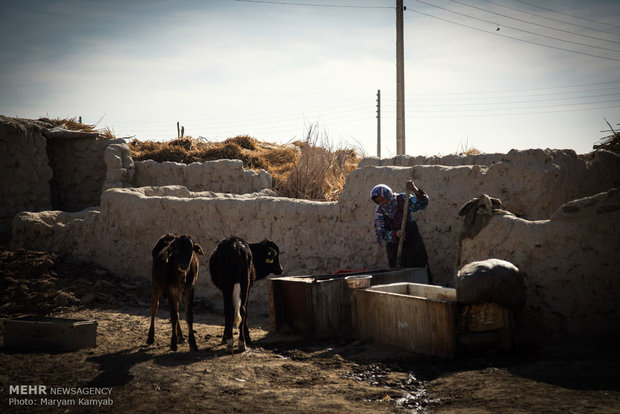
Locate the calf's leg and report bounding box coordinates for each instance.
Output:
[222,287,235,352]
[185,288,197,351]
[238,280,250,352]
[146,288,160,345]
[169,297,180,351]
[176,319,185,344]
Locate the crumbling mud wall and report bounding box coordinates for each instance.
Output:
[46,134,124,212]
[0,116,273,245]
[359,152,506,167]
[11,147,620,340]
[11,186,340,313]
[132,159,272,194]
[0,117,53,243]
[459,188,620,342]
[338,149,620,284]
[360,149,620,220]
[0,116,128,243]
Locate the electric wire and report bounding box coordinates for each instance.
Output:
[479,0,620,37]
[510,0,620,30]
[412,0,620,54]
[405,6,620,61]
[408,80,620,96]
[113,81,620,137]
[445,0,620,45]
[231,0,393,9]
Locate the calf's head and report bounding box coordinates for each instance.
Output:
[252,240,283,279]
[161,235,204,272]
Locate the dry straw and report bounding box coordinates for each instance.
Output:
[128,127,360,201]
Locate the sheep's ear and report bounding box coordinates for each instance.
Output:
[194,244,204,256]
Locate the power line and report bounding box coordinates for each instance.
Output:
[405,5,620,61]
[405,102,620,118]
[479,0,620,37]
[510,0,620,30]
[231,0,393,9]
[404,92,620,109]
[446,0,620,46]
[402,80,620,96]
[412,0,620,54]
[409,82,620,99]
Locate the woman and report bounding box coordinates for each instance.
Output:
[371,180,431,280]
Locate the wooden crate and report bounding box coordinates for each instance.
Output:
[269,267,428,338]
[3,316,97,352]
[351,283,458,358]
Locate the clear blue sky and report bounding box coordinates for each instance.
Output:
[1,0,619,156]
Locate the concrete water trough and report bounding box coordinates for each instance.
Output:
[3,316,97,352]
[268,267,428,338]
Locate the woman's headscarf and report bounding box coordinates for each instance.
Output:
[370,184,393,201]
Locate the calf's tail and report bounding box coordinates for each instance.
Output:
[232,283,242,329]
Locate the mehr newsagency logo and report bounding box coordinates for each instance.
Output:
[8,385,113,408]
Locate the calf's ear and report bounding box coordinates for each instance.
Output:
[194,244,204,256]
[265,249,275,264]
[161,248,172,263]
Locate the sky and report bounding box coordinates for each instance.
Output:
[1,0,619,157]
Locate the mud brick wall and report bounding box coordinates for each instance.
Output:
[0,117,52,243]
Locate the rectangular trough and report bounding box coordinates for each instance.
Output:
[351,282,513,358]
[269,267,428,338]
[3,316,97,352]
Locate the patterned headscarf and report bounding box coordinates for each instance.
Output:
[370,184,393,201]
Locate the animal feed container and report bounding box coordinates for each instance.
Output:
[3,316,97,352]
[269,267,428,339]
[351,282,513,358]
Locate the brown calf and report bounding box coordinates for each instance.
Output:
[146,233,204,351]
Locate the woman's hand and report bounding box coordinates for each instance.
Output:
[407,180,425,199]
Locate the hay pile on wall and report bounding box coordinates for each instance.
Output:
[129,135,360,201]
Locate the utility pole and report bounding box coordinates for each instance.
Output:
[376,89,381,158]
[396,0,406,155]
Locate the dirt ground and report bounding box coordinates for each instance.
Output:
[1,248,619,413]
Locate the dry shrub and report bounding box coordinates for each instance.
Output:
[274,124,360,201]
[99,127,116,139]
[461,148,481,155]
[457,137,481,156]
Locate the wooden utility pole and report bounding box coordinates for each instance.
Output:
[396,0,406,155]
[376,89,381,158]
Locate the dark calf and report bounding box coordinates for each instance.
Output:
[147,233,204,351]
[209,237,283,353]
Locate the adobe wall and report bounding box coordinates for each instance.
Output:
[0,117,53,243]
[359,152,507,167]
[0,116,272,245]
[11,186,341,315]
[132,159,272,194]
[359,149,620,220]
[11,147,620,341]
[47,134,124,212]
[460,188,620,342]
